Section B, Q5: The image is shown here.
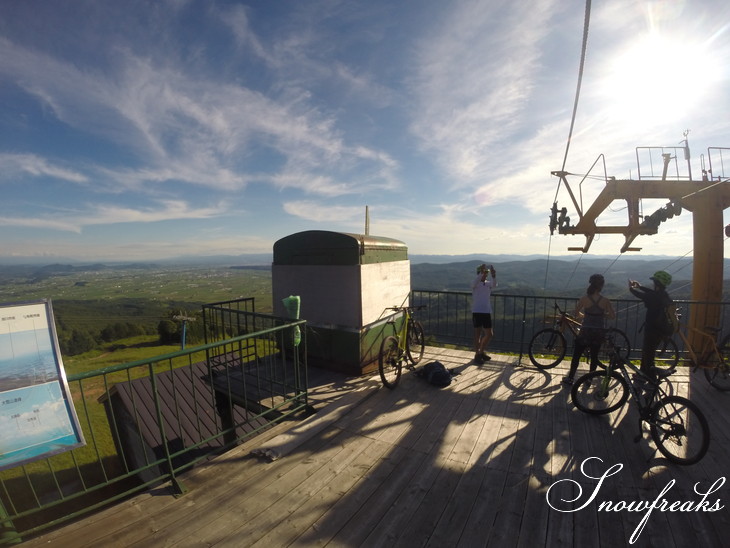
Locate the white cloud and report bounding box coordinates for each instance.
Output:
[0,153,89,184]
[283,201,365,222]
[0,200,227,233]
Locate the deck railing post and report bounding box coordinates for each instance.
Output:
[148,363,188,497]
[518,296,528,364]
[0,501,20,545]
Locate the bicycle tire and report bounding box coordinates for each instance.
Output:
[407,321,425,365]
[595,328,631,369]
[378,335,402,389]
[705,333,730,391]
[571,370,629,415]
[528,328,567,369]
[655,337,680,370]
[649,395,710,465]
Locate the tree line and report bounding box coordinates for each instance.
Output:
[52,299,207,356]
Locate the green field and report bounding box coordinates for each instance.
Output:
[0,263,272,304]
[0,263,273,358]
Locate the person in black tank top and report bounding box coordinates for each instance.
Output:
[562,274,616,385]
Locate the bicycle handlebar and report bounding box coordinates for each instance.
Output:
[386,305,427,312]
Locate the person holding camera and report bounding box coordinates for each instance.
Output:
[471,263,497,363]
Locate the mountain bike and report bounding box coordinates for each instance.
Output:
[528,302,630,369]
[571,332,710,465]
[378,305,426,389]
[649,313,730,392]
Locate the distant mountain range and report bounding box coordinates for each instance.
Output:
[409,257,710,299]
[2,253,726,300]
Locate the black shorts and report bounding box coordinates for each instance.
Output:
[472,313,492,329]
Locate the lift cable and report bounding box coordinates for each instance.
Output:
[544,0,592,294]
[561,0,592,172]
[562,253,585,292]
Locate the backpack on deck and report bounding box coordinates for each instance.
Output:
[417,361,453,388]
[658,296,679,337]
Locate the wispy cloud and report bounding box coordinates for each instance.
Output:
[0,153,89,184]
[408,2,560,184]
[283,200,365,222]
[0,33,399,195]
[0,199,227,234]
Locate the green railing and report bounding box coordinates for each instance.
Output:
[0,306,306,544]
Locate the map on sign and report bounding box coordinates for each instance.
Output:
[0,300,84,471]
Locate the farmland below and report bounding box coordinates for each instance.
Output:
[0,263,272,358]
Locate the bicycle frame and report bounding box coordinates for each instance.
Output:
[551,303,580,337]
[386,307,413,353]
[378,306,426,389]
[606,352,667,411]
[675,325,722,370]
[573,339,711,465]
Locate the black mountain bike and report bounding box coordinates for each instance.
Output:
[571,333,710,465]
[528,302,630,369]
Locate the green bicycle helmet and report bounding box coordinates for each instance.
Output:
[651,270,672,288]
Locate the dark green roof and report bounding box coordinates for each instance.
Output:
[273,230,408,265]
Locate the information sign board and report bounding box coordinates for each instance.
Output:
[0,300,85,471]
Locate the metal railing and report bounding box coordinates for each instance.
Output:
[410,290,730,361]
[0,304,306,544]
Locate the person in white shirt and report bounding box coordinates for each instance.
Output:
[471,263,497,363]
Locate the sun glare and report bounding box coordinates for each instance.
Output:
[601,34,715,125]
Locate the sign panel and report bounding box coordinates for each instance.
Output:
[0,300,85,471]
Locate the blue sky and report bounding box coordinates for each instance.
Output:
[1,0,729,262]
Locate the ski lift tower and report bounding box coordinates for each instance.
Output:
[550,136,730,344]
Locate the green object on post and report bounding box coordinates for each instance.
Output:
[282,295,301,346]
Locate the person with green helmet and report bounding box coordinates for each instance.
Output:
[628,270,673,380]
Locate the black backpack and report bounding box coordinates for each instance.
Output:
[417,361,453,387]
[658,295,679,337]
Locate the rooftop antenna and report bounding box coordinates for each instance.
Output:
[365,205,370,235]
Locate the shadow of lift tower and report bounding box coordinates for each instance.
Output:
[550,135,730,346]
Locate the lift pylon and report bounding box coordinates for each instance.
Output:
[550,145,730,345]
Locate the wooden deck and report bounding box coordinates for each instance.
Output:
[24,347,730,547]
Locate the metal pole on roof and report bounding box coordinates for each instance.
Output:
[365,205,370,235]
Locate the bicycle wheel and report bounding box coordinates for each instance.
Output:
[655,337,680,371]
[407,321,425,365]
[378,335,403,389]
[571,370,629,415]
[705,334,730,391]
[650,395,710,465]
[528,328,567,369]
[596,328,631,369]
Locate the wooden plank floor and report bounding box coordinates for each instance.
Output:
[24,347,730,547]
